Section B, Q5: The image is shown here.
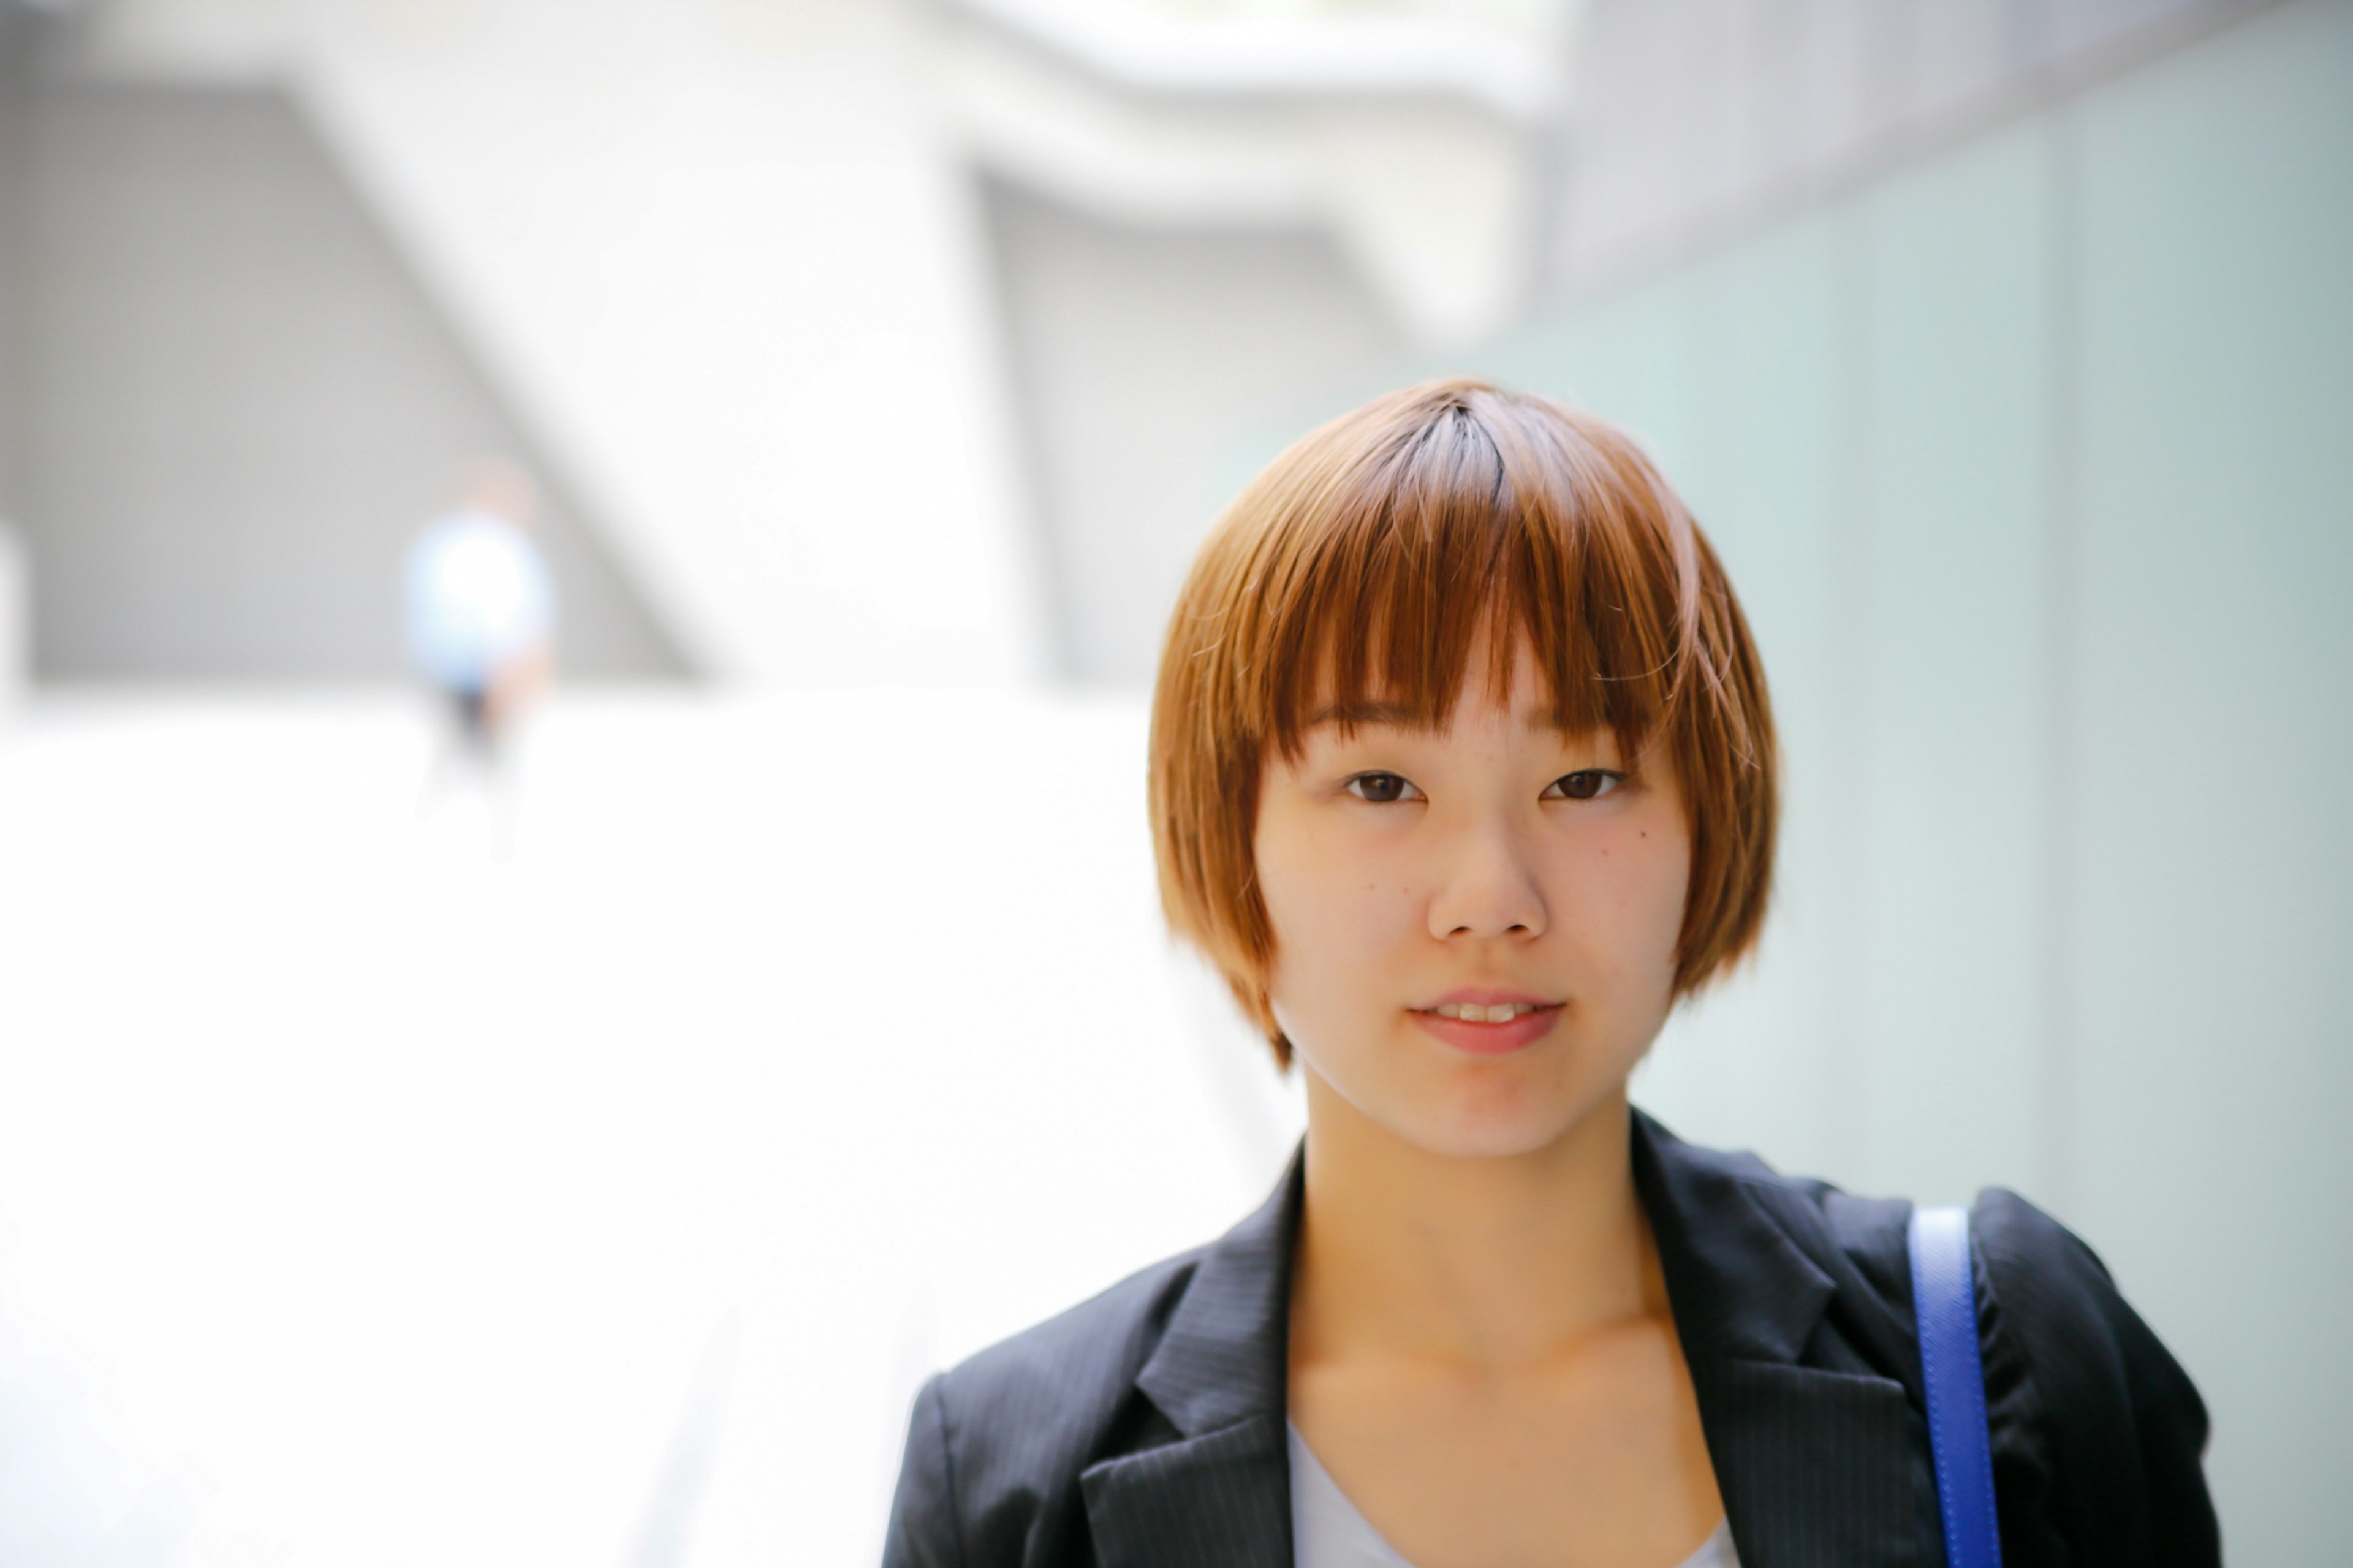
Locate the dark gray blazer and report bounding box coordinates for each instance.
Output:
[882,1112,2217,1568]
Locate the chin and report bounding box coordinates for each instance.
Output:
[1382,1082,1591,1161]
[1397,1118,1569,1161]
[1297,1022,1640,1163]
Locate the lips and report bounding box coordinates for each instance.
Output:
[1409,990,1563,1056]
[1430,1000,1542,1023]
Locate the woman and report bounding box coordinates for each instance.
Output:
[883,380,2217,1567]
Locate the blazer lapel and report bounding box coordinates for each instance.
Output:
[1634,1113,1941,1568]
[1082,1156,1302,1568]
[1081,1414,1290,1568]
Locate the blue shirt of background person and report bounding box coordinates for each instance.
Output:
[404,506,553,697]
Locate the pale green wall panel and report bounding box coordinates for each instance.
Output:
[2067,4,2353,1559]
[1479,269,1716,479]
[1620,218,1855,1181]
[1849,122,2060,1209]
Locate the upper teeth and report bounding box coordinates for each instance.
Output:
[1435,1002,1539,1022]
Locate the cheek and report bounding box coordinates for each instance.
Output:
[1613,820,1692,977]
[1255,823,1417,1011]
[1552,816,1690,980]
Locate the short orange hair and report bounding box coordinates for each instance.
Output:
[1148,377,1777,1067]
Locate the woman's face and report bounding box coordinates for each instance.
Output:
[1253,644,1691,1160]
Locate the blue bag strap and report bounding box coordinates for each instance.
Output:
[1908,1205,2003,1568]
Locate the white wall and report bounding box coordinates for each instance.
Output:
[947,0,1577,683]
[985,182,1404,681]
[933,0,1566,346]
[77,0,1044,686]
[4,78,686,680]
[0,691,1295,1568]
[59,0,1584,689]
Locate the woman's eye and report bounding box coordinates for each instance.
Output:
[1344,771,1420,804]
[1544,770,1623,801]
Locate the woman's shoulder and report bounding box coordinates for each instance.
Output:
[885,1241,1222,1568]
[1675,1133,2218,1563]
[1965,1189,2218,1559]
[931,1240,1208,1434]
[886,1163,1303,1568]
[1644,1118,2177,1362]
[1759,1153,2192,1391]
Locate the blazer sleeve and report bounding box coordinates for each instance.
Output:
[884,1374,968,1568]
[1972,1188,2221,1568]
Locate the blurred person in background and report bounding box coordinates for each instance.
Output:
[405,457,555,824]
[884,381,2216,1568]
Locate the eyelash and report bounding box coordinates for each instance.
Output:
[1343,771,1422,804]
[1342,770,1625,804]
[1544,770,1625,802]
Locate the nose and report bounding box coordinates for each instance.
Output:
[1426,812,1547,942]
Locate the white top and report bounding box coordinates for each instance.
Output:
[1288,1423,1740,1568]
[404,510,555,691]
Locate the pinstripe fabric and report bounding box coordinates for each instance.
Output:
[882,1112,2218,1568]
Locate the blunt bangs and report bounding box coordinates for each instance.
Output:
[1150,377,1776,1067]
[1261,392,1707,765]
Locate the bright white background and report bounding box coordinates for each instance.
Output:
[0,692,1300,1567]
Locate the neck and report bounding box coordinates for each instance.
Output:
[1291,1076,1657,1372]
